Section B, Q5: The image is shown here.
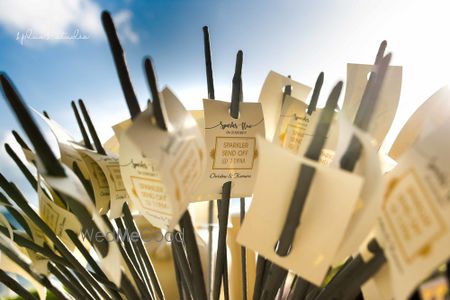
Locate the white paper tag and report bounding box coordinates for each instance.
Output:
[194,99,265,200]
[389,86,450,160]
[237,136,363,285]
[273,95,308,153]
[119,133,171,229]
[258,71,311,141]
[126,87,206,228]
[79,150,128,219]
[37,175,82,251]
[342,63,402,148]
[33,109,91,179]
[43,165,123,287]
[374,120,450,300]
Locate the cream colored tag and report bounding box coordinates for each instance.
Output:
[43,165,123,287]
[77,150,110,214]
[126,88,206,228]
[195,99,265,200]
[237,137,363,285]
[79,150,128,218]
[342,64,402,148]
[33,109,91,179]
[274,95,308,153]
[37,175,82,250]
[119,133,171,229]
[375,120,450,300]
[389,86,450,160]
[258,71,311,141]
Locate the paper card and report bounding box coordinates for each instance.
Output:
[194,99,265,200]
[373,120,450,300]
[33,109,91,179]
[37,175,82,250]
[258,71,311,141]
[331,114,383,262]
[77,150,110,214]
[119,133,171,229]
[0,236,47,300]
[126,87,206,228]
[389,86,450,160]
[273,95,308,153]
[78,149,128,218]
[342,63,402,148]
[42,165,122,286]
[237,137,363,285]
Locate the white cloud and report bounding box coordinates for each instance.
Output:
[113,10,139,45]
[0,0,139,46]
[0,0,102,43]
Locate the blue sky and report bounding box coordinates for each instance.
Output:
[0,0,449,202]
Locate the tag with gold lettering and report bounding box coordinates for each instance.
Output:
[237,136,363,285]
[194,99,265,200]
[119,133,171,229]
[38,175,82,251]
[373,120,450,300]
[43,165,123,287]
[274,95,308,153]
[258,71,311,141]
[78,150,127,218]
[126,88,206,229]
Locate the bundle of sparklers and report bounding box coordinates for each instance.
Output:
[0,10,449,300]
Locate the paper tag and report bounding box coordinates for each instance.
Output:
[375,120,450,300]
[37,176,82,250]
[77,150,110,214]
[126,87,206,228]
[258,71,311,141]
[342,63,402,148]
[43,165,122,286]
[237,137,363,285]
[274,95,309,153]
[119,133,171,229]
[194,99,265,200]
[389,86,450,160]
[79,149,128,218]
[33,109,91,179]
